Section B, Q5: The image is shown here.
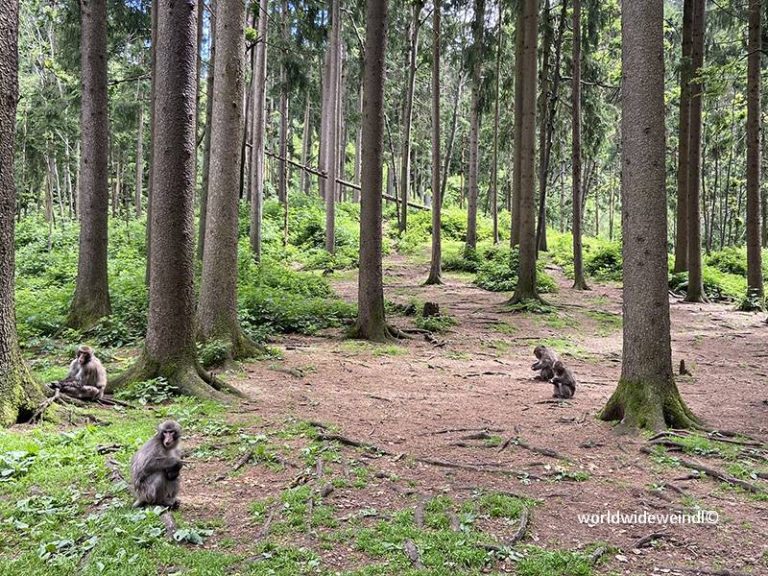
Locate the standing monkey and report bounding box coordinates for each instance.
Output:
[552,360,576,399]
[130,421,183,508]
[51,345,106,400]
[532,345,559,381]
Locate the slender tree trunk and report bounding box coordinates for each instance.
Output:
[674,0,693,272]
[240,46,252,201]
[198,0,259,359]
[571,0,588,290]
[608,174,615,240]
[324,0,341,253]
[301,92,311,195]
[490,0,502,245]
[510,4,524,248]
[135,86,144,217]
[197,0,216,261]
[69,0,111,329]
[0,0,44,425]
[350,0,392,341]
[279,0,290,245]
[425,0,442,285]
[440,74,464,206]
[111,0,239,399]
[249,0,268,260]
[510,0,539,302]
[354,76,363,198]
[685,0,705,302]
[600,0,697,431]
[745,0,763,303]
[399,0,423,233]
[466,0,485,253]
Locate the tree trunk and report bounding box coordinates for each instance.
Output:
[198,0,260,359]
[350,0,392,341]
[571,0,588,290]
[69,0,111,329]
[510,0,538,303]
[279,0,290,245]
[354,77,363,198]
[685,0,705,303]
[249,0,268,260]
[466,0,484,254]
[197,0,216,261]
[425,0,442,285]
[135,85,144,217]
[600,0,697,431]
[146,0,158,284]
[399,0,423,233]
[490,0,502,245]
[0,0,44,425]
[673,0,693,272]
[745,0,763,303]
[510,4,524,248]
[301,92,311,195]
[111,0,239,399]
[440,74,464,207]
[324,0,341,254]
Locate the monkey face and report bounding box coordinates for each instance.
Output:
[162,430,178,448]
[77,346,93,364]
[533,346,544,359]
[553,360,564,374]
[158,421,182,448]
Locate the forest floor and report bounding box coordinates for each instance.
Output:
[4,249,768,576]
[179,250,768,575]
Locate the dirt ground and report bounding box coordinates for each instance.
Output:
[185,254,768,575]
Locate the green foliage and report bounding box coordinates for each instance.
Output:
[114,377,178,405]
[548,232,623,281]
[474,247,557,294]
[197,340,230,369]
[414,313,458,333]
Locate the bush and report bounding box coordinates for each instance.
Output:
[198,340,230,368]
[115,377,178,404]
[415,314,458,333]
[474,247,557,293]
[705,246,747,276]
[584,242,623,281]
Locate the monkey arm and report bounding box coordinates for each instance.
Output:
[532,361,542,370]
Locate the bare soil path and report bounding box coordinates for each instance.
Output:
[187,253,768,575]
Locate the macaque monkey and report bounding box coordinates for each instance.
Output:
[532,345,559,381]
[50,345,106,400]
[551,360,576,399]
[130,421,183,508]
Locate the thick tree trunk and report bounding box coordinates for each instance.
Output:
[197,0,216,261]
[399,0,423,233]
[249,0,268,260]
[425,0,442,285]
[510,5,524,248]
[0,0,44,426]
[490,1,502,245]
[510,0,538,303]
[673,0,693,273]
[324,0,341,254]
[571,0,588,290]
[466,0,484,254]
[111,0,239,399]
[146,0,158,284]
[600,0,697,431]
[745,0,763,303]
[69,0,111,329]
[350,0,393,341]
[685,0,705,303]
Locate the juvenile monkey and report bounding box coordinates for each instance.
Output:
[551,360,576,399]
[51,345,106,400]
[130,421,183,508]
[531,345,559,381]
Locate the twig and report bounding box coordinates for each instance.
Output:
[30,389,60,423]
[424,427,504,436]
[317,433,394,456]
[160,511,176,539]
[480,507,531,551]
[664,568,751,576]
[498,436,567,460]
[257,508,276,539]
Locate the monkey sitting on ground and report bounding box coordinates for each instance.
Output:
[50,345,106,401]
[551,360,576,399]
[130,421,183,508]
[531,345,559,381]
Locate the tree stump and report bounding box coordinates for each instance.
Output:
[423,302,440,317]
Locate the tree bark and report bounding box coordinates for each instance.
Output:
[249,0,268,260]
[745,0,763,303]
[466,0,485,254]
[0,0,44,425]
[324,0,341,254]
[673,0,693,273]
[600,0,697,431]
[350,0,392,341]
[684,0,705,303]
[146,0,158,284]
[197,0,216,261]
[279,0,290,244]
[490,0,502,245]
[440,74,464,207]
[135,85,145,217]
[111,0,239,399]
[510,4,524,248]
[301,91,312,195]
[425,0,442,285]
[571,0,588,290]
[69,0,111,329]
[510,0,538,303]
[399,0,424,233]
[535,0,553,254]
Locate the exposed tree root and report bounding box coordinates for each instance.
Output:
[664,568,750,576]
[480,507,530,552]
[632,531,671,549]
[497,435,567,460]
[403,539,424,569]
[29,389,60,423]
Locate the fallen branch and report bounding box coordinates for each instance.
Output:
[403,539,424,569]
[590,546,606,565]
[414,456,542,479]
[498,436,567,460]
[632,531,670,549]
[664,568,751,576]
[160,511,176,538]
[30,389,61,423]
[414,497,426,529]
[317,433,394,456]
[425,427,504,436]
[216,450,254,481]
[480,507,530,552]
